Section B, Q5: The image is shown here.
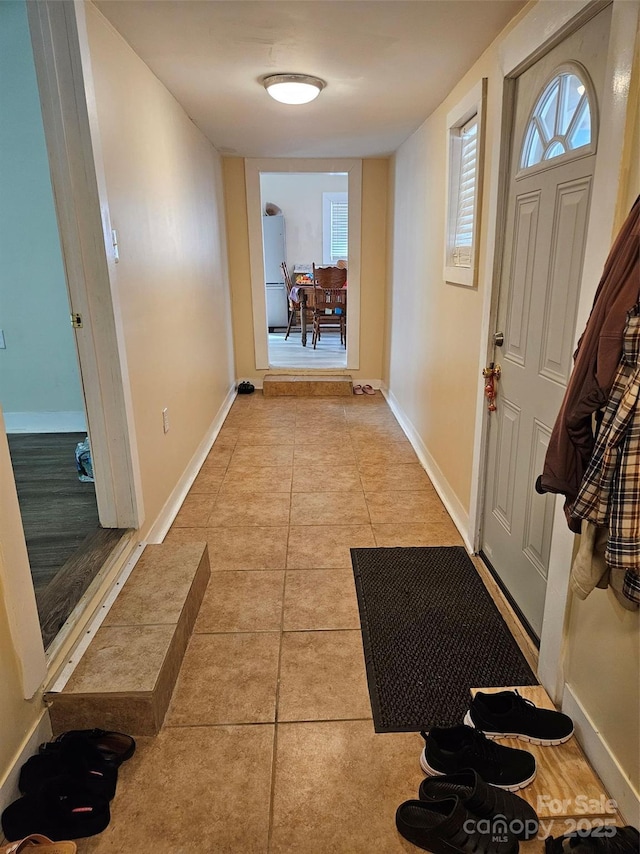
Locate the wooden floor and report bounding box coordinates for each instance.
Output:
[8,432,128,647]
[268,329,347,369]
[8,432,100,590]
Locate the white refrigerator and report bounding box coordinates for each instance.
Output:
[262,214,288,330]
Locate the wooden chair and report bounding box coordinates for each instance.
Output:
[311,265,347,349]
[282,262,313,341]
[312,263,347,290]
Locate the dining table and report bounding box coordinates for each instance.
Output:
[289,283,347,347]
[289,284,316,347]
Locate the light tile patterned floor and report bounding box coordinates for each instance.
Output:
[76,392,590,853]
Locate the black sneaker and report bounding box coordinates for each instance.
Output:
[420,726,536,792]
[465,691,574,746]
[544,826,639,854]
[396,796,519,854]
[419,769,539,840]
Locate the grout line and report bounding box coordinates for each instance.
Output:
[266,532,289,853]
[162,717,376,731]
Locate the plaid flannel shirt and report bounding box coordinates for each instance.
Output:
[571,304,640,603]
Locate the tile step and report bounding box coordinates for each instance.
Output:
[263,374,353,396]
[45,542,210,736]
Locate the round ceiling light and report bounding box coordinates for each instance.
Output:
[263,74,326,105]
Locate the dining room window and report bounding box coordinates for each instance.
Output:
[322,192,348,264]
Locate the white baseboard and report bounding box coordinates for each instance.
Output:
[562,683,640,826]
[0,711,52,816]
[382,387,472,551]
[4,411,87,433]
[146,385,237,544]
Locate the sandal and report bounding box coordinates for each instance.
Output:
[1,835,77,853]
[39,729,135,769]
[362,384,375,395]
[1,778,110,842]
[353,385,364,395]
[20,734,118,801]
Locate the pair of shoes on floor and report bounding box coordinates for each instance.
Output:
[1,834,77,853]
[396,768,539,853]
[1,729,135,842]
[420,691,574,792]
[353,384,375,395]
[545,826,639,854]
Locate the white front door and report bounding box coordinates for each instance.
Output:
[481,6,611,637]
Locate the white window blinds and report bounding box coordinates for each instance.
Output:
[452,116,478,268]
[330,200,348,262]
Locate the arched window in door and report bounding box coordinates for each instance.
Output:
[520,65,596,171]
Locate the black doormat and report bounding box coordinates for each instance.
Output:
[350,546,538,732]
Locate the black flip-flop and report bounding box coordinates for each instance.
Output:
[2,777,110,842]
[20,734,117,801]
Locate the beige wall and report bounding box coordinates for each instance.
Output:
[565,590,640,793]
[85,4,235,536]
[223,157,388,383]
[387,51,500,513]
[388,1,639,806]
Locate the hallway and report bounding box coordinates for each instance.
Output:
[76,390,538,853]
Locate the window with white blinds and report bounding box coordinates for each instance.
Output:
[444,79,485,288]
[323,192,348,264]
[452,117,478,268]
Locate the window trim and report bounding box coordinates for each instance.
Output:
[443,79,487,288]
[322,191,348,264]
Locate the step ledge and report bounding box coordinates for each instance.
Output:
[263,374,353,396]
[45,542,209,736]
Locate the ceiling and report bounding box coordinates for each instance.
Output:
[94,0,526,159]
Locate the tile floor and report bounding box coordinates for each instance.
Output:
[77,391,547,853]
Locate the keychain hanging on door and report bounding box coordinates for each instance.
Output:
[482,362,501,412]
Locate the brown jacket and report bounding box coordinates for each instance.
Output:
[538,196,640,532]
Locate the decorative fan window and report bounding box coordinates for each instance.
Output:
[520,69,593,170]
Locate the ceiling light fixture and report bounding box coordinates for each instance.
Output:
[263,74,326,105]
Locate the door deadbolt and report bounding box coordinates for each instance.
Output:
[493,331,504,347]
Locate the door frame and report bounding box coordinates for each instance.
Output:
[468,0,639,698]
[245,158,362,371]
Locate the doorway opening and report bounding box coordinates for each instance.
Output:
[245,158,362,373]
[260,171,348,369]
